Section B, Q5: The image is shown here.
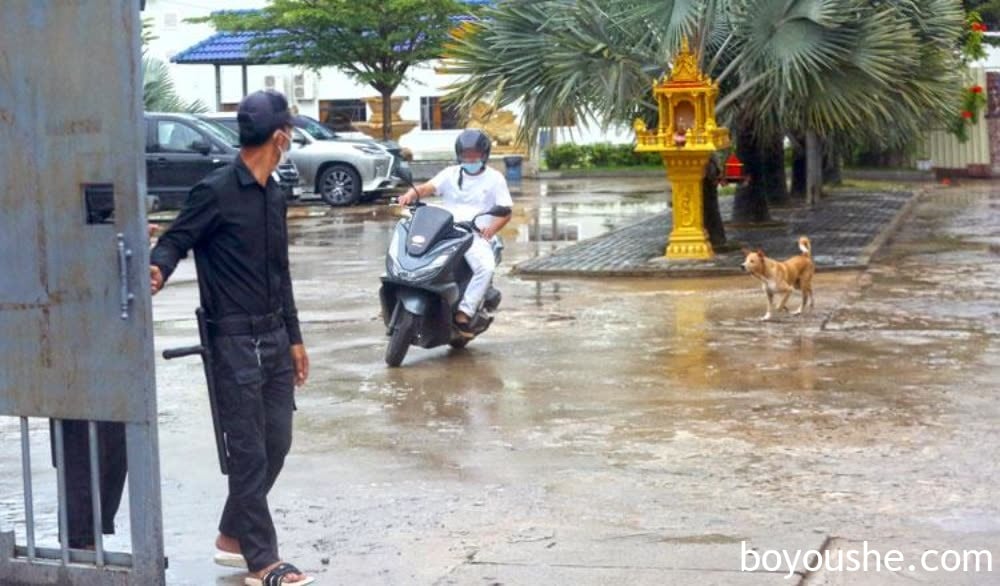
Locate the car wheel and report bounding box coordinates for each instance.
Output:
[318,164,362,207]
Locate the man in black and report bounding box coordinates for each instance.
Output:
[150,90,312,586]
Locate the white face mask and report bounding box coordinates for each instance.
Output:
[274,130,292,166]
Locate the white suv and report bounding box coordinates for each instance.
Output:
[201,113,396,206]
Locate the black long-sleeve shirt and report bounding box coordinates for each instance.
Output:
[151,157,303,345]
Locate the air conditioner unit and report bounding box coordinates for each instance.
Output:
[264,75,278,91]
[292,72,315,101]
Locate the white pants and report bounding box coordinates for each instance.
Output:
[459,236,496,316]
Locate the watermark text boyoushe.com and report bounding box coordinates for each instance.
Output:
[742,540,994,579]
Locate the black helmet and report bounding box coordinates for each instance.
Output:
[454,129,492,163]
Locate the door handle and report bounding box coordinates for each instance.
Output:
[116,233,135,320]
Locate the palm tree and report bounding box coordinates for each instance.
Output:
[446,0,964,229]
[142,56,207,114]
[732,0,963,209]
[141,16,206,113]
[445,0,736,242]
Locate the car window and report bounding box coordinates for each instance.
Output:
[196,118,239,148]
[215,119,240,134]
[291,128,309,148]
[295,116,337,140]
[156,120,205,153]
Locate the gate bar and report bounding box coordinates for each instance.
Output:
[88,422,105,566]
[53,420,69,565]
[13,545,133,568]
[19,417,35,560]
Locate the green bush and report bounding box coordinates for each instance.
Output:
[634,151,662,166]
[586,142,617,167]
[543,143,586,169]
[544,142,662,169]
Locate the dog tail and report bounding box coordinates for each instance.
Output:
[798,236,812,257]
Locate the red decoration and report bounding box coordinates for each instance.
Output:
[724,153,744,181]
[972,23,988,32]
[972,85,984,94]
[962,110,974,119]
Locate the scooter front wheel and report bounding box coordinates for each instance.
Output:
[386,307,417,367]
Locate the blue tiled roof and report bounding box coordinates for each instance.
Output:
[172,3,490,65]
[172,31,275,65]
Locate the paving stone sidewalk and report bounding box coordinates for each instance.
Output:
[514,190,920,277]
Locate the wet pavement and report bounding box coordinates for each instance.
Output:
[2,178,1000,584]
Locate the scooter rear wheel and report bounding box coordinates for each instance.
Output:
[386,308,417,367]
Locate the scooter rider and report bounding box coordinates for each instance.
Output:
[397,129,513,334]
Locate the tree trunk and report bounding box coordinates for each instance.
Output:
[381,89,393,141]
[761,133,789,207]
[703,155,727,248]
[805,130,823,206]
[732,123,772,223]
[791,135,807,199]
[823,141,843,186]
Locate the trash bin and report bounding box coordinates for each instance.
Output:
[503,155,524,182]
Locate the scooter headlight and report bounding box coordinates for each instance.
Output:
[394,248,454,281]
[411,254,449,278]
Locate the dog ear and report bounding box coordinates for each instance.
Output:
[756,248,765,258]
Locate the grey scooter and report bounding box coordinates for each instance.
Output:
[379,169,511,367]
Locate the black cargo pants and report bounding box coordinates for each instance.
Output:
[58,420,128,549]
[212,324,295,573]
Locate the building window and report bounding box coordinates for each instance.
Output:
[220,102,240,113]
[320,99,367,132]
[420,96,464,130]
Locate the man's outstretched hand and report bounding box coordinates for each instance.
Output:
[150,265,164,295]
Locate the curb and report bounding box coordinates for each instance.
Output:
[855,186,930,265]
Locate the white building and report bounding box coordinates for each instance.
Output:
[142,0,631,159]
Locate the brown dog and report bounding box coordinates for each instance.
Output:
[741,236,815,320]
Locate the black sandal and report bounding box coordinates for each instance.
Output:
[246,562,314,586]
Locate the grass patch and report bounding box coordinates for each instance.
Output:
[831,179,910,192]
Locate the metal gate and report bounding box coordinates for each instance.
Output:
[0,1,165,584]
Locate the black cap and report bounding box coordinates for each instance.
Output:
[237,90,292,145]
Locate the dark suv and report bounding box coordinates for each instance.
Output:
[144,112,301,211]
